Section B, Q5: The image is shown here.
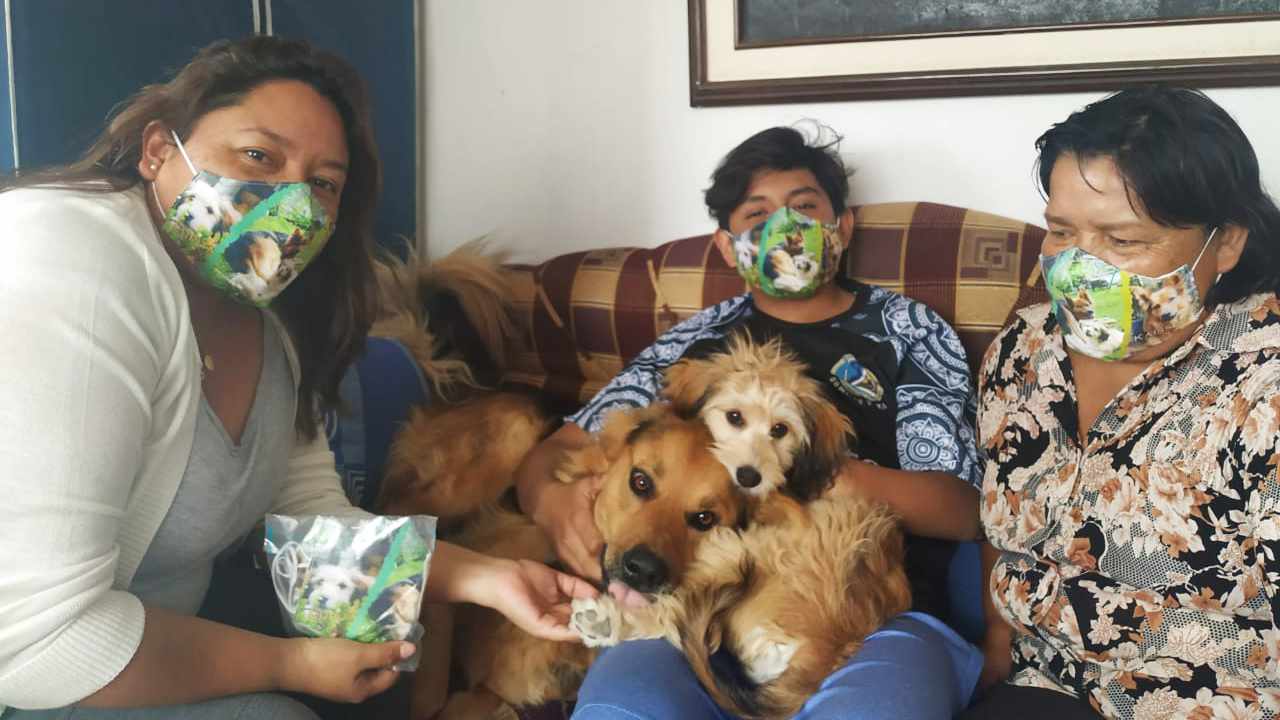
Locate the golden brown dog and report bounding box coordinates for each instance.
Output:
[570,492,910,719]
[378,392,554,527]
[370,239,518,399]
[379,400,746,719]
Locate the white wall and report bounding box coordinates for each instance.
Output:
[422,1,1280,263]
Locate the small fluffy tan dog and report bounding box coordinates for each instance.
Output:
[662,333,853,501]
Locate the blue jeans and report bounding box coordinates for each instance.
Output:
[573,612,983,720]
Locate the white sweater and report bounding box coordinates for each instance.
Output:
[0,186,364,709]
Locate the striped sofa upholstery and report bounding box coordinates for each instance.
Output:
[504,202,1049,404]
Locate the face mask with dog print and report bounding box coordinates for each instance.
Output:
[152,130,335,308]
[1040,228,1216,361]
[731,206,843,299]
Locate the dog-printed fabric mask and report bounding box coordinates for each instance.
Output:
[731,207,843,299]
[1040,229,1216,360]
[153,131,335,308]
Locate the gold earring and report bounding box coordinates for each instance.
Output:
[149,164,157,170]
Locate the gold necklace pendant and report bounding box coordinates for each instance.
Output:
[202,353,216,376]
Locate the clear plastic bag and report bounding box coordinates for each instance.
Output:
[264,514,436,671]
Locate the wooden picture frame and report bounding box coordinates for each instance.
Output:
[688,0,1280,106]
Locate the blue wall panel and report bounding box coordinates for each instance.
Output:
[271,0,417,248]
[10,0,254,170]
[0,8,13,172]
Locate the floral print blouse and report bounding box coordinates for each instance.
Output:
[978,293,1280,720]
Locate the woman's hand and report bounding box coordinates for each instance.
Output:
[480,558,601,642]
[428,541,601,642]
[279,637,414,703]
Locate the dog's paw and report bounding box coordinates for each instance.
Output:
[740,627,799,685]
[570,596,621,647]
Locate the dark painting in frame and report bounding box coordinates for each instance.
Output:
[688,0,1280,106]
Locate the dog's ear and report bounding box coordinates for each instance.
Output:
[595,404,659,460]
[786,392,854,501]
[662,358,719,419]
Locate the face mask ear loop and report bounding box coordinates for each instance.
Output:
[1189,226,1219,273]
[149,182,166,217]
[168,129,199,178]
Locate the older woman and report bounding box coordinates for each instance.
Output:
[967,86,1280,719]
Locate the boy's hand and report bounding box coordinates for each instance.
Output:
[529,475,604,582]
[516,423,606,582]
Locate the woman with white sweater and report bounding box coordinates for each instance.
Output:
[0,36,593,719]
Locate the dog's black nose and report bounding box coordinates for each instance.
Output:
[619,546,668,593]
[736,466,762,488]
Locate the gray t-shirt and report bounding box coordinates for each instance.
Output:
[129,316,296,613]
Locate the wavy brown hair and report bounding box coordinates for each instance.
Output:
[3,36,381,440]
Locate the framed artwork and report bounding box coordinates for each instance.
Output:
[688,0,1280,106]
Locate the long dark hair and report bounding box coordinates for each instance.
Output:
[3,36,381,439]
[1035,85,1280,307]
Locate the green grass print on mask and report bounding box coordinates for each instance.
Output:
[1046,249,1136,360]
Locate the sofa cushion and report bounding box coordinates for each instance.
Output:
[505,202,1047,408]
[325,337,433,511]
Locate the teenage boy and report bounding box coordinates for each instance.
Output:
[517,125,984,719]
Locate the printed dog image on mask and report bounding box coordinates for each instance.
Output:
[222,229,310,303]
[734,233,760,274]
[1066,286,1093,320]
[172,182,243,236]
[1055,287,1127,357]
[763,246,820,293]
[1132,273,1195,340]
[1063,312,1126,357]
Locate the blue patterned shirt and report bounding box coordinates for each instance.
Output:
[568,278,982,488]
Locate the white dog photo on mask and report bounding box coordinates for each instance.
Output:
[764,247,819,293]
[733,233,759,273]
[303,563,374,611]
[173,182,243,235]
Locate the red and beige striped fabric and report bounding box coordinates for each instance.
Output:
[504,202,1048,408]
